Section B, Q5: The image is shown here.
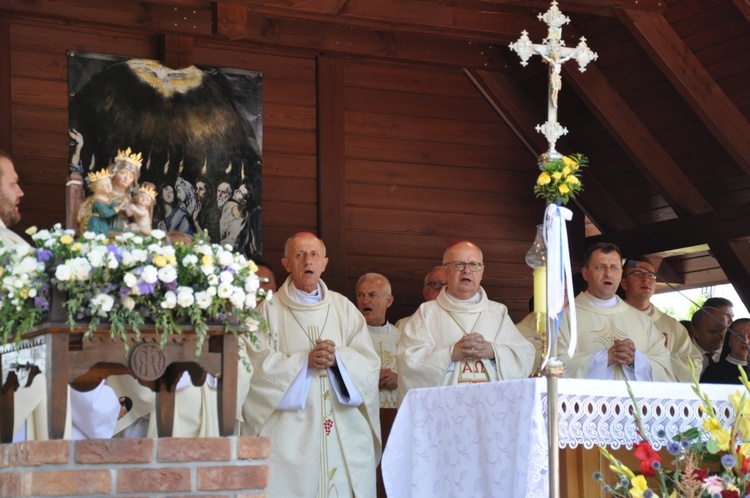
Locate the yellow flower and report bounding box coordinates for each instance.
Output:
[703,417,731,450]
[629,475,649,498]
[25,226,37,236]
[558,184,570,194]
[552,171,563,181]
[166,255,177,266]
[202,254,213,266]
[740,441,750,458]
[72,242,82,252]
[537,172,551,186]
[248,260,258,273]
[562,165,571,176]
[563,155,578,171]
[0,267,4,277]
[20,288,28,299]
[729,391,750,439]
[152,255,167,268]
[60,234,74,245]
[567,175,580,185]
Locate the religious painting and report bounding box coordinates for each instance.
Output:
[67,50,263,258]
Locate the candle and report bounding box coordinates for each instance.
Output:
[533,266,546,333]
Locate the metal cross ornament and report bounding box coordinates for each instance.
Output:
[509,0,597,162]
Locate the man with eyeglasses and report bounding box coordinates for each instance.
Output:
[558,243,675,382]
[397,240,534,405]
[620,256,702,382]
[394,265,447,330]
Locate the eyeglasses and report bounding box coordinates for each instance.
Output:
[625,271,657,280]
[425,281,447,290]
[445,261,484,272]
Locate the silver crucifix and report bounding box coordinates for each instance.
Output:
[509,1,597,161]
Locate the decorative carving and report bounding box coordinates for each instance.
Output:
[129,342,167,381]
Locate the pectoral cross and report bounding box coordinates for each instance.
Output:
[509,1,597,161]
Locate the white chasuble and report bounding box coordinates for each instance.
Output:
[243,277,381,498]
[558,293,676,382]
[367,322,400,409]
[397,287,535,406]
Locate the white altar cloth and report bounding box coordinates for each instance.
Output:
[381,377,739,498]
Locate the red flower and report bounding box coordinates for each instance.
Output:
[634,440,661,477]
[743,455,750,475]
[691,468,708,481]
[721,490,739,498]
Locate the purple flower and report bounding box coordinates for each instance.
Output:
[137,281,156,295]
[119,287,131,298]
[666,441,681,455]
[36,249,53,262]
[721,454,736,468]
[34,297,49,311]
[107,245,122,261]
[162,280,178,291]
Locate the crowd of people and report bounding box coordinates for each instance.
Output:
[3,147,748,497]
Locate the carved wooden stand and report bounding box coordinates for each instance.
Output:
[0,316,238,442]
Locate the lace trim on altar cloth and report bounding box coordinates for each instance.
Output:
[545,381,737,450]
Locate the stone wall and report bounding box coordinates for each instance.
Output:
[0,436,268,497]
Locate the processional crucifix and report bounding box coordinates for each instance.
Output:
[508,3,597,498]
[509,0,597,162]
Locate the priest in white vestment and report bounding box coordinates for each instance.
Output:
[0,150,122,442]
[620,256,702,382]
[356,272,399,409]
[559,243,675,382]
[242,232,381,498]
[397,241,535,406]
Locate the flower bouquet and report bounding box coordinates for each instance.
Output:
[534,153,588,205]
[595,365,750,498]
[0,224,268,355]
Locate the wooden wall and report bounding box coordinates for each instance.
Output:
[0,11,584,323]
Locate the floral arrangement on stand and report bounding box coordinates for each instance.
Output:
[0,224,268,354]
[534,153,588,205]
[595,366,750,498]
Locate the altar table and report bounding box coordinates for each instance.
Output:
[381,378,739,498]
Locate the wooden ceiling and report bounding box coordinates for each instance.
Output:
[3,0,749,306]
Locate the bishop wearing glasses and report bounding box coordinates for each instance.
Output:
[397,241,534,405]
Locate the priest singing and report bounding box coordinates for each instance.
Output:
[242,231,381,498]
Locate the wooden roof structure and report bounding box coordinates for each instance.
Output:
[1,0,748,317]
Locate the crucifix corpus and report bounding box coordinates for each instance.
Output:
[509,0,597,161]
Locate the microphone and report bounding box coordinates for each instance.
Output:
[624,260,748,370]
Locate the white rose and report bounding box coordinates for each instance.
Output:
[141,265,158,284]
[121,296,136,310]
[71,257,92,281]
[150,229,166,240]
[123,272,138,288]
[83,231,96,240]
[160,291,177,309]
[176,287,195,308]
[132,249,148,262]
[182,254,199,266]
[106,252,119,269]
[92,293,114,313]
[229,289,245,308]
[200,264,215,277]
[244,274,260,293]
[219,270,234,284]
[34,229,51,241]
[218,250,234,267]
[55,264,72,281]
[120,250,135,267]
[244,293,257,309]
[87,246,108,268]
[132,236,144,245]
[195,291,213,310]
[15,256,39,275]
[157,265,177,283]
[207,274,219,286]
[217,282,233,299]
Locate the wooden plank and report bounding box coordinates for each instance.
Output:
[160,34,194,69]
[0,17,10,150]
[708,239,750,311]
[212,2,248,40]
[345,110,519,148]
[587,204,750,256]
[263,128,316,155]
[263,102,316,131]
[262,176,317,203]
[262,152,317,178]
[193,41,317,81]
[345,61,481,97]
[11,77,68,108]
[346,135,531,169]
[563,58,714,216]
[317,55,345,290]
[732,0,750,23]
[619,10,750,174]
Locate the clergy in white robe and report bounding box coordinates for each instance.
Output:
[242,232,381,498]
[558,243,675,382]
[356,272,399,409]
[397,241,535,405]
[620,257,702,382]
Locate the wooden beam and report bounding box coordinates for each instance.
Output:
[587,204,750,256]
[619,10,750,175]
[733,0,750,23]
[0,17,10,151]
[465,67,636,232]
[316,55,347,293]
[562,57,713,216]
[160,34,194,69]
[708,239,750,313]
[647,256,684,285]
[212,2,248,40]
